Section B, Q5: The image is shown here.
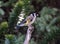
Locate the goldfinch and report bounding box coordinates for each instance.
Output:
[15,13,37,29]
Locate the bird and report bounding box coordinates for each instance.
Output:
[15,13,37,30]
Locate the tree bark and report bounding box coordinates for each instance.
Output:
[23,25,34,44]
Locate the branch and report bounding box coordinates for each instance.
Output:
[23,13,36,44]
[23,25,34,44]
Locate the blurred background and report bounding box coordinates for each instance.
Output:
[0,0,60,44]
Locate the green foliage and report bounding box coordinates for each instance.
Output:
[0,8,5,16]
[0,22,8,44]
[5,34,15,40]
[0,0,18,7]
[23,0,35,16]
[5,34,17,44]
[0,0,60,44]
[0,22,8,34]
[8,0,24,29]
[0,22,8,29]
[30,38,37,44]
[34,7,60,44]
[40,7,58,16]
[0,1,3,7]
[5,33,36,44]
